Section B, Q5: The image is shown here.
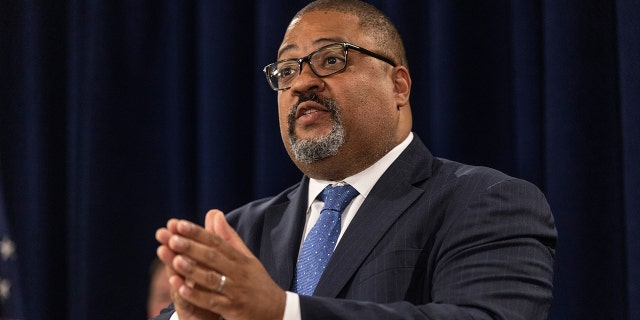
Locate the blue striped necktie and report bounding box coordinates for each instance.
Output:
[294,183,359,296]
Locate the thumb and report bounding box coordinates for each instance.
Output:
[205,209,253,256]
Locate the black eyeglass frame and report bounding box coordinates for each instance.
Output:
[263,42,397,91]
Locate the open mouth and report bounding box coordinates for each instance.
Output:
[295,101,328,119]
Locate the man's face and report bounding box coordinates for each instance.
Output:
[147,267,170,318]
[276,11,401,180]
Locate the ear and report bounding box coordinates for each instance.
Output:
[392,66,411,108]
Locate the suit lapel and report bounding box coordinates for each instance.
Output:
[261,178,309,290]
[313,136,433,297]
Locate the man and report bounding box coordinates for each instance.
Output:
[154,1,557,319]
[148,258,172,319]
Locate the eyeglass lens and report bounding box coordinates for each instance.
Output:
[267,44,347,90]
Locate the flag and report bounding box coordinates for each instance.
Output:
[0,178,24,320]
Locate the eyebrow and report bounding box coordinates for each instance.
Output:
[277,37,346,59]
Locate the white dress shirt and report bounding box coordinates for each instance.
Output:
[171,133,414,320]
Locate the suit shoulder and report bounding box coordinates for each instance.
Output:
[428,157,551,216]
[431,157,553,226]
[434,157,534,190]
[226,181,302,225]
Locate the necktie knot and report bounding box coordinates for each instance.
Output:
[320,184,358,213]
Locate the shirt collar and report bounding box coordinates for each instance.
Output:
[307,132,414,208]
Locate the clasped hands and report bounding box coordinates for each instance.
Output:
[156,210,286,320]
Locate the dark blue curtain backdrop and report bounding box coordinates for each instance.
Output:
[1,1,638,319]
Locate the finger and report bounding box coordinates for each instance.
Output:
[155,227,173,245]
[206,210,253,256]
[157,245,176,264]
[157,228,181,279]
[176,281,231,315]
[169,218,256,283]
[173,254,230,293]
[169,275,202,317]
[167,234,235,274]
[170,220,244,264]
[160,219,224,269]
[159,251,192,316]
[166,218,180,233]
[204,209,222,232]
[157,245,181,279]
[173,215,246,259]
[174,219,218,246]
[160,221,223,319]
[159,247,207,295]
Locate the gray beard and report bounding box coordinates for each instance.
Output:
[289,123,345,163]
[287,96,345,164]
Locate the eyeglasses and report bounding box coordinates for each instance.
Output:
[263,42,397,91]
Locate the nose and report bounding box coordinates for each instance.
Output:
[290,61,325,95]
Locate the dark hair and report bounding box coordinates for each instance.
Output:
[294,0,408,68]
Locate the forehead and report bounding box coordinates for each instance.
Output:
[278,11,365,59]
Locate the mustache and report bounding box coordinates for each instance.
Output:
[288,92,336,123]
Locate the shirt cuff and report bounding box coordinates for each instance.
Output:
[284,291,302,320]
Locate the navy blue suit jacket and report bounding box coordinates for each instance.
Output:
[153,135,557,320]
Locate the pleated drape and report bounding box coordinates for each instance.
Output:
[1,1,638,319]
